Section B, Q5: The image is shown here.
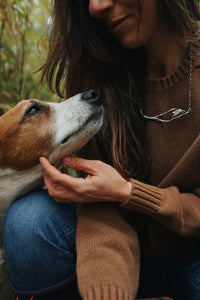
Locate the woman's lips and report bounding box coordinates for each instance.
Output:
[107,16,129,34]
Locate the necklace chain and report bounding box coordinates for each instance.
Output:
[139,41,193,123]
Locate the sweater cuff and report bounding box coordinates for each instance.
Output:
[121,179,165,215]
[82,285,134,300]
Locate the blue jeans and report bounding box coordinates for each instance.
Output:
[3,190,200,299]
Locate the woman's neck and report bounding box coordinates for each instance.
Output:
[144,29,188,79]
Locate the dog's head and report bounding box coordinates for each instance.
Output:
[0,90,104,171]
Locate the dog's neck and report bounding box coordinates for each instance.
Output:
[0,165,43,217]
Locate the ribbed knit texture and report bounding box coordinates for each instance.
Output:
[76,43,200,299]
[83,285,133,300]
[122,179,164,213]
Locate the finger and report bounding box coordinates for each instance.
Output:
[63,156,100,174]
[40,157,82,189]
[44,174,77,201]
[44,172,100,204]
[43,173,67,195]
[54,197,74,204]
[40,157,60,175]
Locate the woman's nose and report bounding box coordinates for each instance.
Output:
[89,0,114,19]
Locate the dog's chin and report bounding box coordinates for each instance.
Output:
[50,110,104,167]
[49,137,89,169]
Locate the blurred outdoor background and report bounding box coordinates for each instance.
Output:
[0,0,57,115]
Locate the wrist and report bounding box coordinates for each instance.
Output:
[119,180,132,203]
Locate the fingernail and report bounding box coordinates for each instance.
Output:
[39,157,45,163]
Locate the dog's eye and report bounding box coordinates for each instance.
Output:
[25,102,44,117]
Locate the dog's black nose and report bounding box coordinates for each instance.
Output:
[81,90,101,105]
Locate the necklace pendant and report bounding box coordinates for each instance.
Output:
[172,108,186,117]
[139,41,193,123]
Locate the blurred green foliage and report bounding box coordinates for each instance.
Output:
[0,0,57,113]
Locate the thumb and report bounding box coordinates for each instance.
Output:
[63,156,98,174]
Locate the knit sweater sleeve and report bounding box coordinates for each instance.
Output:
[121,179,200,237]
[76,202,140,300]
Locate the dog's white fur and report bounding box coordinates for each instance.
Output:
[0,92,103,299]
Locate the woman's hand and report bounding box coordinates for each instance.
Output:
[39,156,132,204]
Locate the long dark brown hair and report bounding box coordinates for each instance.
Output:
[40,0,200,180]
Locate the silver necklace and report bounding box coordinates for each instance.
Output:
[139,41,193,123]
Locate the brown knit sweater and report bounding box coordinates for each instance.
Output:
[76,44,200,299]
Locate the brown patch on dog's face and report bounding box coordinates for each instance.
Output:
[0,100,54,171]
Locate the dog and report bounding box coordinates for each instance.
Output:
[0,90,104,299]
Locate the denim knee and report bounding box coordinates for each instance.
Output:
[3,189,78,292]
[173,251,200,300]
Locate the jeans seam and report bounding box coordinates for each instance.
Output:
[59,228,76,255]
[61,228,76,239]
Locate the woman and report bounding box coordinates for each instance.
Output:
[3,0,200,299]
